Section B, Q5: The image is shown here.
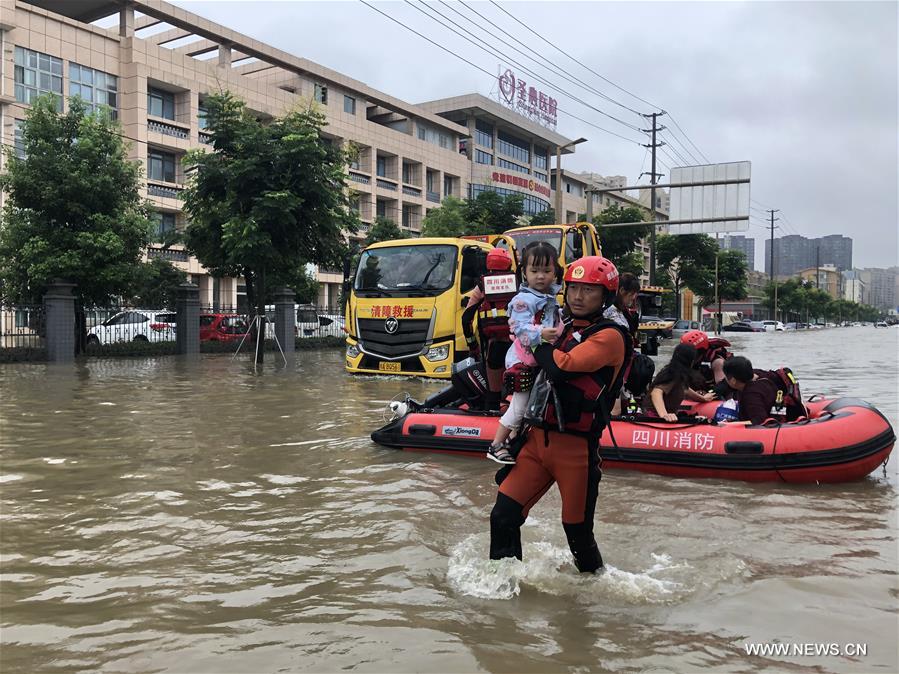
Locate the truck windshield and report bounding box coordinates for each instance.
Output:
[355,244,457,294]
[506,228,563,259]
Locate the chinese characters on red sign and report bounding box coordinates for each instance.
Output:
[497,68,558,131]
[372,305,415,318]
[491,171,552,198]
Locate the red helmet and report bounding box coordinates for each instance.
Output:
[486,247,513,272]
[681,330,709,351]
[563,256,619,294]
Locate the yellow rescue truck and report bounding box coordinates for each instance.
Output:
[345,237,493,378]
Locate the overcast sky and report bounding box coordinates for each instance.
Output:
[173,0,898,271]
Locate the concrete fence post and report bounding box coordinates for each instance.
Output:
[274,287,296,359]
[43,280,76,363]
[176,283,200,356]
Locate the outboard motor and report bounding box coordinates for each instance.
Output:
[416,357,490,410]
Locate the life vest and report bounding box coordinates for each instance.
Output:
[538,320,632,436]
[477,269,519,342]
[763,367,806,417]
[698,337,733,387]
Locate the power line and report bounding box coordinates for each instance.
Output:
[357,0,644,145]
[452,0,645,117]
[403,0,645,134]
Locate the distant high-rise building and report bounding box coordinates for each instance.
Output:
[718,235,755,271]
[858,267,898,311]
[764,234,853,277]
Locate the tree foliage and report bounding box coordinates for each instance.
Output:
[762,279,881,323]
[365,216,407,246]
[420,196,469,238]
[694,249,749,307]
[528,208,556,227]
[655,233,719,319]
[0,95,151,304]
[128,258,187,309]
[591,204,652,277]
[182,92,356,316]
[464,191,524,235]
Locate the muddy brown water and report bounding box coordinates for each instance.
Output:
[1,327,897,673]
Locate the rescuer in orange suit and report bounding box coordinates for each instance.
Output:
[488,256,631,573]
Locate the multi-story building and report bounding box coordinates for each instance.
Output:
[765,233,853,278]
[858,267,898,312]
[718,235,755,271]
[3,1,598,310]
[798,264,842,300]
[842,270,867,304]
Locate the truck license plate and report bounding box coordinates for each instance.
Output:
[379,361,401,372]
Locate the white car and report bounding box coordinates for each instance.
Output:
[87,309,177,345]
[761,320,786,332]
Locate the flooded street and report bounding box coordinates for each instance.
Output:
[1,327,897,673]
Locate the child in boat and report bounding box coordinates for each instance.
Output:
[643,343,716,421]
[487,241,562,464]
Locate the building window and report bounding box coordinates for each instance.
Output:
[469,184,549,216]
[148,149,176,183]
[475,149,493,165]
[497,129,530,164]
[13,120,26,159]
[198,104,208,130]
[147,87,175,120]
[14,46,63,111]
[534,170,548,182]
[417,123,452,150]
[152,212,176,240]
[349,195,360,215]
[497,157,529,174]
[376,200,386,218]
[443,176,454,197]
[314,83,328,104]
[534,145,548,170]
[475,119,494,148]
[69,63,117,118]
[344,95,355,115]
[376,156,387,178]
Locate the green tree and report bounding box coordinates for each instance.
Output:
[592,204,652,276]
[420,196,469,237]
[695,249,748,309]
[464,191,524,235]
[182,92,356,330]
[365,216,407,246]
[0,95,151,305]
[128,258,187,309]
[528,208,556,227]
[655,233,719,319]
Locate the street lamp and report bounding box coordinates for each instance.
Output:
[554,137,587,223]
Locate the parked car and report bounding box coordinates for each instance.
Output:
[671,319,701,337]
[761,320,786,332]
[875,321,888,328]
[200,313,249,342]
[722,320,764,333]
[296,306,346,337]
[86,310,176,345]
[639,315,674,339]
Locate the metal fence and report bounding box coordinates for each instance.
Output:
[0,304,45,349]
[198,304,347,341]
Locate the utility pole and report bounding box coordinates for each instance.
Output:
[641,112,665,285]
[768,209,779,320]
[815,244,820,289]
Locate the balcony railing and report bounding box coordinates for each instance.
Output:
[376,179,397,191]
[147,246,189,262]
[349,172,370,185]
[402,185,421,197]
[147,182,184,199]
[426,191,440,203]
[199,131,213,145]
[147,118,189,140]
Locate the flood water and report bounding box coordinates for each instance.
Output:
[1,327,897,673]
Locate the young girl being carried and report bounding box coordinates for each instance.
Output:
[487,241,562,464]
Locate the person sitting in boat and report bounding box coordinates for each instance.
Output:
[603,273,650,415]
[486,241,562,464]
[489,255,630,574]
[643,343,716,421]
[462,247,517,410]
[722,356,807,424]
[680,330,734,395]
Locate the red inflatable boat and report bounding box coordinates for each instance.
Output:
[371,397,895,484]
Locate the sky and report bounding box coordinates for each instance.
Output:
[169,0,897,271]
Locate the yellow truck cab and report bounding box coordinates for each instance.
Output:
[500,222,601,268]
[345,237,493,378]
[636,286,675,355]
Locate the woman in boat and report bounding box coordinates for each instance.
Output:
[489,256,630,574]
[643,343,716,421]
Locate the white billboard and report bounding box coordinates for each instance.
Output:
[667,161,751,234]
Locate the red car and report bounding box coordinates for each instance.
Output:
[200,313,250,342]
